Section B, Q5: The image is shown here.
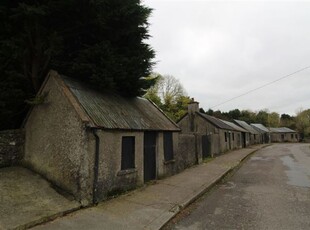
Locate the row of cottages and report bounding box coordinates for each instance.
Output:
[23,71,181,205]
[177,101,250,157]
[250,124,299,143]
[251,123,271,144]
[233,120,261,145]
[270,127,299,142]
[22,70,299,205]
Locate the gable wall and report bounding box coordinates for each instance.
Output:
[178,114,243,157]
[23,76,93,205]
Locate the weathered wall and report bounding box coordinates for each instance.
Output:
[96,130,182,201]
[231,131,243,149]
[244,133,250,147]
[175,133,197,171]
[96,130,144,201]
[179,114,235,156]
[0,129,24,168]
[271,133,299,143]
[157,132,181,178]
[23,76,93,205]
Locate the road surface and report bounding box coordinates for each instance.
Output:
[163,143,310,230]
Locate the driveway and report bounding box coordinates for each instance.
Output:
[0,167,80,230]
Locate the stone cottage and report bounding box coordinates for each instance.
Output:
[233,119,260,145]
[269,127,299,142]
[177,101,245,158]
[220,119,249,148]
[251,123,270,144]
[23,70,180,205]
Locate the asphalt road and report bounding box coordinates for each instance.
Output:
[163,143,310,230]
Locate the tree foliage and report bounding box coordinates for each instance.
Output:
[280,113,295,129]
[0,0,155,130]
[203,107,310,138]
[295,109,310,139]
[144,73,191,121]
[204,108,281,127]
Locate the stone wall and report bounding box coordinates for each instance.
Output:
[23,75,93,205]
[175,133,197,172]
[0,129,24,168]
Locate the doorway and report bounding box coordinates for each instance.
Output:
[144,132,157,182]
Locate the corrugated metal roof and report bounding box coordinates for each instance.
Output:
[197,113,235,130]
[61,75,180,131]
[270,127,297,133]
[233,120,259,134]
[251,123,270,133]
[221,120,248,133]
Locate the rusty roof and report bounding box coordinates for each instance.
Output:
[233,120,260,134]
[61,75,180,131]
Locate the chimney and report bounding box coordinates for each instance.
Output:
[188,98,199,132]
[188,98,199,114]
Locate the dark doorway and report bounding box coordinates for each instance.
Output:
[242,132,246,148]
[202,135,211,158]
[228,132,232,150]
[144,132,157,182]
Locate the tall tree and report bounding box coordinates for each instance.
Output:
[0,0,155,130]
[239,110,256,124]
[256,110,269,126]
[295,109,310,139]
[268,112,280,127]
[227,109,241,120]
[280,113,296,129]
[144,73,191,121]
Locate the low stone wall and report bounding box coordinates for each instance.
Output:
[0,129,24,168]
[175,133,197,172]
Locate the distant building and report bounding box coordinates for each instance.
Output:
[220,119,249,148]
[177,101,246,158]
[23,70,180,205]
[269,127,299,143]
[233,120,261,145]
[251,123,270,144]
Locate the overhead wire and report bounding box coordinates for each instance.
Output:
[210,65,310,109]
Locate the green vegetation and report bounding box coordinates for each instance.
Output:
[144,73,191,122]
[295,109,310,139]
[0,0,154,130]
[203,107,310,140]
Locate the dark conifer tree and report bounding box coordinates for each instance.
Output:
[0,0,155,129]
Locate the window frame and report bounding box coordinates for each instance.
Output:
[163,132,174,162]
[121,136,135,170]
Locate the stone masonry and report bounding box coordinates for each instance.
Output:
[0,129,24,168]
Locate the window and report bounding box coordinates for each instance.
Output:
[232,133,235,141]
[225,132,227,142]
[121,136,135,170]
[291,134,293,139]
[164,132,174,161]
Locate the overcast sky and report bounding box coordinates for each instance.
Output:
[143,0,310,116]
